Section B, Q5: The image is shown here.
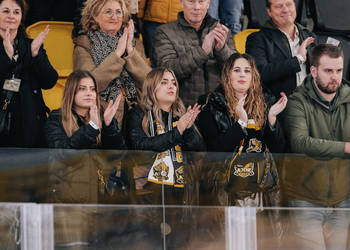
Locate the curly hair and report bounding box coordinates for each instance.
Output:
[221,53,267,127]
[81,0,129,32]
[139,68,186,137]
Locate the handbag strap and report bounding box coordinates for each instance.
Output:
[227,139,245,182]
[1,91,14,111]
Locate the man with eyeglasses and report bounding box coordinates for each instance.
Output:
[152,0,236,107]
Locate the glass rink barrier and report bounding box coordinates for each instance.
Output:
[1,148,350,250]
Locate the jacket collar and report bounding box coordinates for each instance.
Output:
[73,34,90,50]
[207,84,228,112]
[262,19,310,58]
[300,75,350,108]
[72,109,87,126]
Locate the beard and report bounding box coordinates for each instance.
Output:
[315,75,340,94]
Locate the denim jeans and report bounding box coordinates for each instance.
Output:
[143,20,162,61]
[288,198,350,250]
[207,0,243,35]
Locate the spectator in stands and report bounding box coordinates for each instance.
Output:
[207,0,243,35]
[125,68,204,188]
[0,0,58,147]
[45,70,124,149]
[137,0,182,58]
[197,53,287,153]
[72,0,140,38]
[73,0,150,126]
[197,53,286,211]
[284,44,350,250]
[152,0,236,107]
[246,0,317,98]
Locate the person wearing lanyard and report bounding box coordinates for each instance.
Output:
[0,0,58,147]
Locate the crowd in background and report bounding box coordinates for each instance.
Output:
[2,0,350,249]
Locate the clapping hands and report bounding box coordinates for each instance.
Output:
[89,94,121,129]
[202,23,229,55]
[116,20,134,57]
[236,94,248,124]
[104,94,122,126]
[177,104,201,135]
[268,92,288,127]
[31,25,50,57]
[0,26,15,59]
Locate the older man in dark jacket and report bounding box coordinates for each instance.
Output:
[246,0,317,98]
[152,0,236,106]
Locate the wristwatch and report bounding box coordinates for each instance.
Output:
[238,119,247,128]
[89,120,99,130]
[296,54,305,64]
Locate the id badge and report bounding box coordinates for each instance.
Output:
[3,78,21,92]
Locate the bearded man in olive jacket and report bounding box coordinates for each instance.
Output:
[152,0,236,106]
[284,44,350,250]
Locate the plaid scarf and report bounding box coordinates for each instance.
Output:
[88,29,137,102]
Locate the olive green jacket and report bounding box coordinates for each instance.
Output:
[283,75,350,205]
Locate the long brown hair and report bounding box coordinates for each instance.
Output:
[61,70,102,142]
[221,53,267,127]
[81,0,129,32]
[139,68,186,137]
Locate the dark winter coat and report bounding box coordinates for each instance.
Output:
[45,109,125,149]
[246,20,317,98]
[125,105,205,152]
[197,85,285,153]
[0,29,58,147]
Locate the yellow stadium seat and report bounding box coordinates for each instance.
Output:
[233,29,260,54]
[26,21,74,111]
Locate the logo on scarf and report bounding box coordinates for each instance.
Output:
[246,138,262,153]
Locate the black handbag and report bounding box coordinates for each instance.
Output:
[0,91,14,135]
[226,138,279,194]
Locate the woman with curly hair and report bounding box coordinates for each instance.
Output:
[197,53,287,153]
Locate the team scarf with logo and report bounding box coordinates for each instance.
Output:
[147,111,185,188]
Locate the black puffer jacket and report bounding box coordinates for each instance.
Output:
[125,105,205,152]
[45,109,125,149]
[197,85,285,153]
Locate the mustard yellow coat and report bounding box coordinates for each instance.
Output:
[138,0,182,23]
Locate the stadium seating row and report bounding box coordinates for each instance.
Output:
[27,0,350,110]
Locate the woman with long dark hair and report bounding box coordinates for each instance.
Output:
[198,53,287,153]
[197,53,287,207]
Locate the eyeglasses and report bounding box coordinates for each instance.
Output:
[103,9,123,17]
